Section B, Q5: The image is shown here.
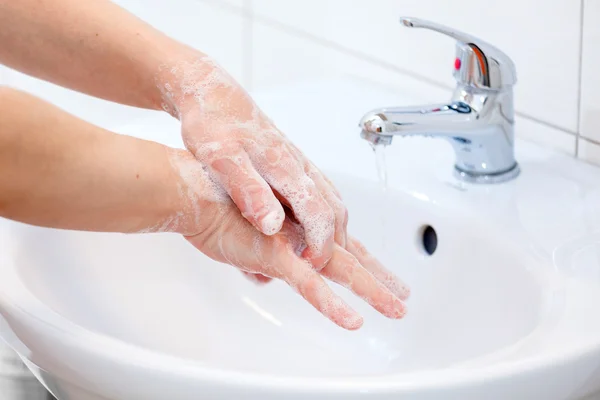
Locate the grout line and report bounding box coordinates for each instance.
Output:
[250,12,453,91]
[195,0,579,139]
[514,111,577,136]
[575,0,586,156]
[580,136,600,146]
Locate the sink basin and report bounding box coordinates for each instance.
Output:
[2,78,600,400]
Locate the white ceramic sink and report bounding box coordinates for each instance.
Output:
[3,78,600,400]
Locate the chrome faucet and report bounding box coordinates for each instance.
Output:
[359,17,520,184]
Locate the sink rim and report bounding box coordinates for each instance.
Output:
[1,222,599,393]
[1,284,599,393]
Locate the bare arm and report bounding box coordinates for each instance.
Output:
[0,86,183,233]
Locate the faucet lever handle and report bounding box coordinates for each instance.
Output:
[399,17,517,90]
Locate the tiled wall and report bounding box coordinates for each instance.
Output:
[210,0,600,166]
[580,0,600,165]
[2,0,599,166]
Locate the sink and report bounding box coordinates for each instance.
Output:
[2,78,600,399]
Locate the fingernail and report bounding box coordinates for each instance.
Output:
[260,209,284,235]
[389,298,407,319]
[344,313,364,330]
[331,301,363,330]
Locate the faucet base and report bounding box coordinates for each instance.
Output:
[454,163,520,184]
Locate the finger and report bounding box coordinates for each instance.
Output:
[304,163,348,248]
[242,271,273,285]
[321,245,406,319]
[207,147,285,236]
[286,145,347,248]
[270,245,363,330]
[247,142,335,269]
[347,237,411,301]
[287,143,344,201]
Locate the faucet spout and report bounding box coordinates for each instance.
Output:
[359,89,520,184]
[360,101,482,142]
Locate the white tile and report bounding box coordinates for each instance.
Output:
[252,20,451,100]
[113,0,246,83]
[515,116,576,155]
[214,0,244,8]
[194,0,248,13]
[578,138,600,167]
[251,22,332,89]
[581,0,600,142]
[252,0,582,132]
[193,0,248,13]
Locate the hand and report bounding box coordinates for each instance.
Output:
[165,149,410,330]
[157,55,347,269]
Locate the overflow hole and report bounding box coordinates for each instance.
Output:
[419,225,438,256]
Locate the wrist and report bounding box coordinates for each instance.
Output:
[154,51,245,121]
[158,148,230,237]
[154,51,213,119]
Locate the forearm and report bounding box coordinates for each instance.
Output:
[0,87,185,233]
[0,0,197,110]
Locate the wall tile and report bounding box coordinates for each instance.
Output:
[112,0,246,83]
[515,116,576,155]
[252,22,331,89]
[252,19,449,99]
[214,0,244,8]
[580,0,600,142]
[578,138,600,167]
[252,0,582,132]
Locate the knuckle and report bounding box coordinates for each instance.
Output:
[352,239,368,257]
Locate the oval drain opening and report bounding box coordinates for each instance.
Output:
[419,225,438,256]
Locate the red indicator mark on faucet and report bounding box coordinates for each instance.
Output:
[454,58,462,70]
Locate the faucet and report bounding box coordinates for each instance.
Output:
[359,17,520,184]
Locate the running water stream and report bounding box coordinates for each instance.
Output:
[372,144,390,251]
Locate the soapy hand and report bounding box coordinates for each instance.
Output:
[157,55,347,269]
[162,149,409,330]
